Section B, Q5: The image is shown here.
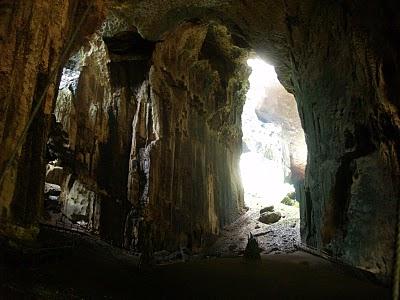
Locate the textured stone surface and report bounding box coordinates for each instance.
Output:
[125,23,249,251]
[53,31,153,243]
[0,0,399,281]
[0,0,105,239]
[112,0,400,278]
[259,211,282,224]
[60,176,99,228]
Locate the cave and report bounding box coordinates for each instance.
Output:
[0,1,399,299]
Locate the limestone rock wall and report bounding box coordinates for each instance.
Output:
[52,22,248,251]
[1,0,399,280]
[0,0,105,239]
[125,23,249,251]
[53,32,153,243]
[60,175,100,230]
[117,0,400,278]
[292,2,400,278]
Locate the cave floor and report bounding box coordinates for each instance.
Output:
[207,201,300,257]
[1,230,390,299]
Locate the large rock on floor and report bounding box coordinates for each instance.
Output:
[259,211,282,224]
[260,205,274,214]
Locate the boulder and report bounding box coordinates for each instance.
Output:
[260,205,274,214]
[259,211,281,224]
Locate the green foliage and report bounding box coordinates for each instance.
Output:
[281,196,298,207]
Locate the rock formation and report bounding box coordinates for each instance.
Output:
[0,0,399,282]
[114,0,400,279]
[126,23,248,250]
[53,30,154,241]
[0,0,105,240]
[51,22,248,250]
[254,70,307,184]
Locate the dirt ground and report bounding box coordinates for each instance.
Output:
[0,226,390,299]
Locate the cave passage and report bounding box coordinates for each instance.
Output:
[240,58,307,210]
[1,1,398,297]
[208,57,308,257]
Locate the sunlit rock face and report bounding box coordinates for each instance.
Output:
[0,0,105,239]
[251,60,307,185]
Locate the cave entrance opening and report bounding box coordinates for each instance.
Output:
[240,56,307,227]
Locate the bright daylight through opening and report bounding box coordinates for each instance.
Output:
[240,58,307,209]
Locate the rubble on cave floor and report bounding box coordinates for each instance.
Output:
[207,197,300,257]
[141,198,300,265]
